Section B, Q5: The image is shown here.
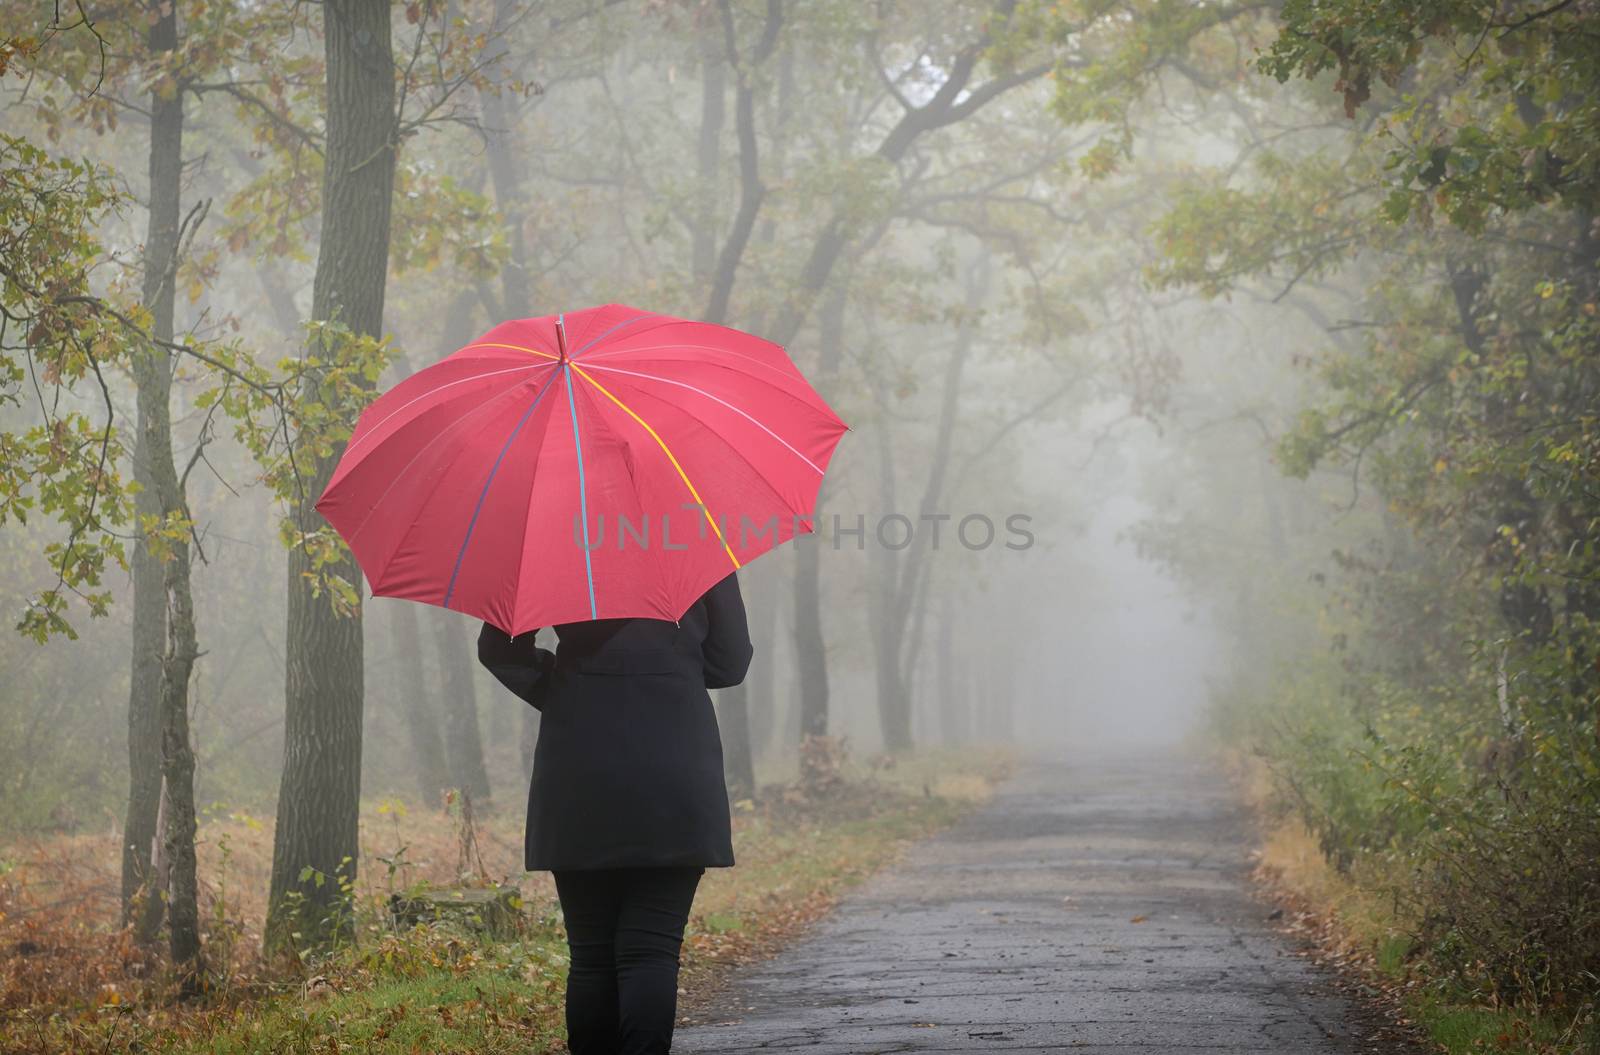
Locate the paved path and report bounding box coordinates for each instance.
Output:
[676,752,1418,1054]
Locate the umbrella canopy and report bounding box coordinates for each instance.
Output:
[316,303,848,635]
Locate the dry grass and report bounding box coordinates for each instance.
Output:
[0,745,1014,1053]
[1226,749,1597,1055]
[0,793,545,1010]
[1255,820,1403,958]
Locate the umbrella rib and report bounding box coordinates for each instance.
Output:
[578,341,804,385]
[502,383,564,635]
[344,362,553,459]
[569,364,742,571]
[580,370,815,546]
[582,353,845,436]
[568,312,661,359]
[442,371,561,608]
[346,366,557,550]
[580,362,825,475]
[562,363,599,620]
[459,341,558,360]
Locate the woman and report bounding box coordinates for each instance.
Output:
[477,571,752,1055]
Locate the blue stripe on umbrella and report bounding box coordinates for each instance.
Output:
[442,373,558,609]
[572,312,656,359]
[564,362,598,619]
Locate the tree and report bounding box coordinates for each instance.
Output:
[0,138,137,665]
[188,8,516,898]
[433,608,492,803]
[863,254,989,750]
[1141,0,1600,1007]
[264,0,397,954]
[388,601,448,802]
[698,0,784,800]
[757,0,1073,749]
[128,0,206,983]
[7,1,194,952]
[0,2,259,982]
[0,119,223,984]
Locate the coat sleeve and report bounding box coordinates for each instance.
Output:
[700,572,754,689]
[477,622,556,710]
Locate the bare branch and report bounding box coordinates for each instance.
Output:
[190,81,324,155]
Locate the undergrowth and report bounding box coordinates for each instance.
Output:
[1219,651,1600,1055]
[0,744,1011,1054]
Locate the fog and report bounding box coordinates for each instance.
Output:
[1,1,1355,816]
[1023,490,1226,750]
[0,0,1487,871]
[7,2,1593,1038]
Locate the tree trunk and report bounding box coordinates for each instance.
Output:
[874,634,913,752]
[792,280,847,743]
[866,404,913,752]
[993,633,1015,741]
[793,539,828,740]
[138,0,204,978]
[705,0,783,322]
[716,685,755,802]
[746,562,778,762]
[267,0,396,954]
[954,651,972,745]
[122,359,168,934]
[869,257,986,753]
[390,603,447,803]
[121,542,164,940]
[159,527,204,990]
[936,601,961,746]
[122,0,202,970]
[695,4,782,795]
[739,45,792,775]
[481,0,532,318]
[434,611,491,803]
[692,21,726,285]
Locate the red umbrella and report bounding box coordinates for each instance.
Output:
[316,303,848,635]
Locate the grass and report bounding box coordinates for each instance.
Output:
[1233,755,1599,1055]
[0,745,1012,1054]
[163,934,571,1055]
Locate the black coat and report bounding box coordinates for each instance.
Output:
[477,572,752,872]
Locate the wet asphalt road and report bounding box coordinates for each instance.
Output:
[675,751,1419,1054]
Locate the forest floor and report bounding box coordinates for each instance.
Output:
[674,748,1430,1054]
[0,747,1012,1054]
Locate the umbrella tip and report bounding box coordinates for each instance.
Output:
[556,313,569,364]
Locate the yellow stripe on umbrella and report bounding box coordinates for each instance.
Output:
[460,341,559,361]
[570,363,742,570]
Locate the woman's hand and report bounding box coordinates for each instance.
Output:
[477,622,556,710]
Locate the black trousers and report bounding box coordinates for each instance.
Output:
[552,866,704,1055]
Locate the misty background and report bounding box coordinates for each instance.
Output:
[6,1,1596,1031]
[5,2,1314,818]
